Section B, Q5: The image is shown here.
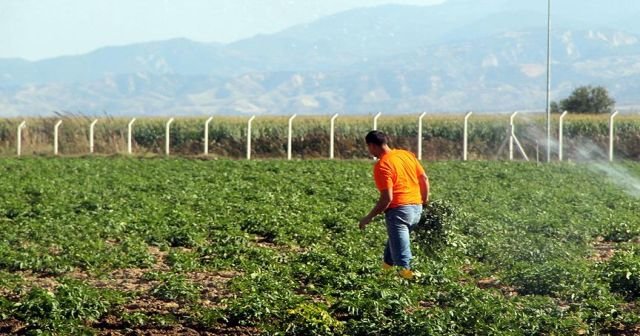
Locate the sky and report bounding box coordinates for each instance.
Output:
[0,0,445,61]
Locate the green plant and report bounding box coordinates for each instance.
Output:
[604,221,640,242]
[604,247,640,299]
[505,260,593,297]
[150,274,201,302]
[12,279,118,333]
[276,302,344,335]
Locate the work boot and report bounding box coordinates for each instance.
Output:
[382,262,393,270]
[399,268,414,280]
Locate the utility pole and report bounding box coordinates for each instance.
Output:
[545,0,552,162]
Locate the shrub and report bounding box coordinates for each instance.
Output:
[604,248,640,299]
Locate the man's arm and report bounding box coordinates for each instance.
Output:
[359,188,392,230]
[419,174,430,205]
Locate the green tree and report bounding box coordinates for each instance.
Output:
[558,85,616,114]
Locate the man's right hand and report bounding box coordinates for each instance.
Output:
[359,216,372,230]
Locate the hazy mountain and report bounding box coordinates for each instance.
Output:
[1,0,640,116]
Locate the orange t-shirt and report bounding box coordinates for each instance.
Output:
[373,149,426,209]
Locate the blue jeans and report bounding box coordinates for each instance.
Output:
[383,205,423,269]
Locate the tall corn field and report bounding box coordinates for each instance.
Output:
[1,113,639,160]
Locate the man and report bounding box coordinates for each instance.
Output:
[359,130,430,280]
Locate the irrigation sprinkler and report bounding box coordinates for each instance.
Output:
[246,115,256,160]
[558,111,568,161]
[463,111,473,161]
[204,116,213,155]
[417,112,427,161]
[287,114,297,160]
[373,112,382,130]
[17,121,26,156]
[53,120,63,155]
[609,110,619,162]
[127,118,136,155]
[165,118,174,155]
[330,113,338,159]
[89,119,98,154]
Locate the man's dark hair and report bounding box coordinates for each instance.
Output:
[365,130,388,146]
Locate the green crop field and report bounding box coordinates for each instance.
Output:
[1,158,640,335]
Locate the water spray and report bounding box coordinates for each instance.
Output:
[518,112,640,199]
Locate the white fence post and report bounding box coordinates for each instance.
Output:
[165,118,174,155]
[127,118,136,155]
[509,111,519,161]
[89,119,98,154]
[204,116,213,155]
[287,114,297,160]
[247,115,256,160]
[417,112,427,160]
[558,111,568,161]
[17,121,26,156]
[609,110,619,162]
[373,112,382,130]
[463,111,473,161]
[508,111,530,161]
[330,113,338,159]
[54,120,62,155]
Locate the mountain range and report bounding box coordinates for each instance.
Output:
[2,0,640,116]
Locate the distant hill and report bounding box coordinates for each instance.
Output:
[1,0,640,116]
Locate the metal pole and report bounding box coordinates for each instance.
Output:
[509,111,519,161]
[89,119,98,154]
[373,112,382,130]
[609,110,619,162]
[204,116,213,155]
[545,0,552,162]
[247,115,255,160]
[463,111,473,161]
[165,118,174,155]
[17,121,26,156]
[54,120,62,155]
[558,111,567,161]
[127,118,136,155]
[287,114,297,160]
[417,112,427,160]
[330,113,338,159]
